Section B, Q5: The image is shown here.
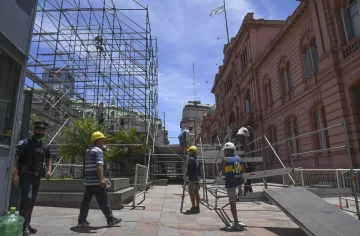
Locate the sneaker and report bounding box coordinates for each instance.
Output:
[230,222,246,230]
[185,207,197,214]
[107,216,122,227]
[77,221,90,228]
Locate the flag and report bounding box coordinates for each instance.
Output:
[209,5,225,16]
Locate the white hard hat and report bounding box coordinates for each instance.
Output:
[222,142,236,150]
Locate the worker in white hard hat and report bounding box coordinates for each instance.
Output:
[236,126,252,153]
[221,142,246,230]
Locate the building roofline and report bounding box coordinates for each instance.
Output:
[254,0,309,68]
[211,15,286,93]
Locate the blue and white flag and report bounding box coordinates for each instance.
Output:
[209,5,225,16]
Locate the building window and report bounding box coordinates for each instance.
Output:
[288,118,300,156]
[302,40,319,78]
[341,0,360,42]
[245,90,252,113]
[268,126,278,161]
[111,111,115,118]
[0,50,22,146]
[355,84,360,115]
[314,109,327,151]
[265,81,272,106]
[281,63,293,94]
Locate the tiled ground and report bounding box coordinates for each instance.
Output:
[29,184,357,236]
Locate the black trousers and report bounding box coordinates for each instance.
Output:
[19,175,40,228]
[78,185,113,223]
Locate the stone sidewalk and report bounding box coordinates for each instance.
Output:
[30,185,309,236]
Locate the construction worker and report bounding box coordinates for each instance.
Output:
[221,142,246,230]
[185,145,201,214]
[236,126,252,153]
[237,126,254,193]
[178,125,194,153]
[78,131,121,228]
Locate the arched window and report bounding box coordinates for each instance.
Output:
[302,38,319,78]
[280,63,293,94]
[313,108,328,151]
[341,0,360,42]
[268,126,278,161]
[287,117,300,156]
[245,90,252,113]
[264,80,273,106]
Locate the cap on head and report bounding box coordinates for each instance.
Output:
[188,125,193,130]
[247,126,252,130]
[91,131,106,142]
[222,142,236,150]
[33,121,49,130]
[187,145,198,152]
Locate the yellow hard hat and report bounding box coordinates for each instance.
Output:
[91,131,106,142]
[187,146,198,152]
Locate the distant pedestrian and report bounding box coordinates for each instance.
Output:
[178,125,193,153]
[236,126,251,153]
[77,131,121,228]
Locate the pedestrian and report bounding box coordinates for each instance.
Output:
[185,146,201,214]
[77,131,121,228]
[221,142,247,230]
[12,121,52,236]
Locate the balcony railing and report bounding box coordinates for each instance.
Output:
[342,35,360,58]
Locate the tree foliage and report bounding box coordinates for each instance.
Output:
[59,118,105,162]
[105,128,146,161]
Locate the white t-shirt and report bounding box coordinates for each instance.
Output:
[237,127,249,137]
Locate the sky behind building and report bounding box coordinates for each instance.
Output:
[136,0,300,143]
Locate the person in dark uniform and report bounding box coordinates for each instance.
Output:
[12,121,52,236]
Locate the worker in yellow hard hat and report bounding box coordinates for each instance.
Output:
[78,131,122,228]
[185,145,201,214]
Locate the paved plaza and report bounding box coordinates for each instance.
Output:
[28,184,358,236]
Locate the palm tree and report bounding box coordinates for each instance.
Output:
[59,118,105,177]
[105,128,146,161]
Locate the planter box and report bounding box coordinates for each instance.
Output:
[39,178,129,193]
[36,187,134,210]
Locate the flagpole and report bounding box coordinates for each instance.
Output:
[223,0,230,43]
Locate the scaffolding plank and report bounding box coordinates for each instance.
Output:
[263,187,360,236]
[243,168,292,180]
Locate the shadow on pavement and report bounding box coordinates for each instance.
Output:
[220,226,246,232]
[264,227,307,236]
[70,225,120,233]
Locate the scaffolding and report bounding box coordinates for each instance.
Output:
[21,0,158,171]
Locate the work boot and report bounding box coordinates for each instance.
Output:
[77,220,90,228]
[23,226,30,236]
[195,206,200,213]
[107,216,122,227]
[185,207,198,214]
[28,225,38,234]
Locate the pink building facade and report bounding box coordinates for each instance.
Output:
[200,0,360,169]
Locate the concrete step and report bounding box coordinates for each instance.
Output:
[36,187,134,210]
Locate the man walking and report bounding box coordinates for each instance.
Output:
[185,146,201,214]
[222,142,246,230]
[178,125,194,153]
[77,131,121,228]
[12,121,52,236]
[236,126,251,153]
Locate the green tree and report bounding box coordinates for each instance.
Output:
[59,118,105,177]
[105,128,147,161]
